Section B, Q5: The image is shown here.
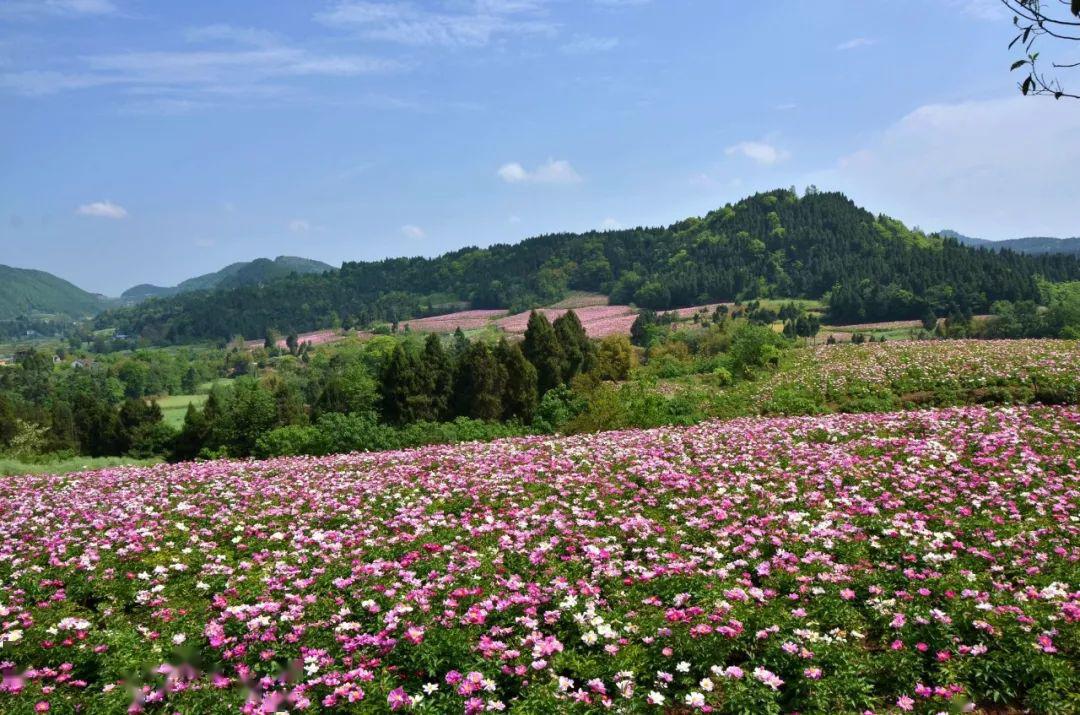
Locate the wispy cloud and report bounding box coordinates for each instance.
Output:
[836,37,875,51]
[77,200,127,219]
[316,0,556,47]
[0,0,117,20]
[289,219,312,234]
[600,217,622,230]
[1,25,404,102]
[561,35,618,54]
[400,224,425,239]
[725,141,790,166]
[497,159,582,184]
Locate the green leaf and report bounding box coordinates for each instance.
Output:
[1011,60,1027,71]
[1022,76,1033,95]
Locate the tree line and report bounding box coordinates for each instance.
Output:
[93,190,1080,343]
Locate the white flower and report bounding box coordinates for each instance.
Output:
[647,690,665,705]
[685,691,705,707]
[699,677,714,691]
[172,633,186,645]
[676,661,690,673]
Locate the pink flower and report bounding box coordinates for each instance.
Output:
[387,687,412,710]
[897,695,915,711]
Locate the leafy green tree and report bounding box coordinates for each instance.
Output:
[496,339,538,423]
[453,342,506,421]
[228,378,278,456]
[595,334,635,381]
[522,311,563,395]
[630,310,657,347]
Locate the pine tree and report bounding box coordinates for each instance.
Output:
[380,344,424,425]
[496,338,537,423]
[453,342,506,420]
[553,310,594,381]
[522,311,563,395]
[423,333,454,420]
[451,328,470,358]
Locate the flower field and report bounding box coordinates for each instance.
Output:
[2,404,1078,713]
[496,306,637,339]
[399,311,509,334]
[755,339,1080,414]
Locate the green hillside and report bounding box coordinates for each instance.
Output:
[121,256,336,302]
[96,189,1080,343]
[0,265,104,320]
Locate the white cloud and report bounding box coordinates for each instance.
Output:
[0,0,116,20]
[561,35,618,54]
[811,96,1080,238]
[400,224,425,238]
[836,37,875,51]
[289,219,311,233]
[77,200,127,219]
[725,141,789,166]
[774,102,797,111]
[1,29,403,100]
[498,159,582,184]
[316,1,555,47]
[600,217,622,230]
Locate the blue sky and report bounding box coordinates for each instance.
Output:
[1,0,1078,295]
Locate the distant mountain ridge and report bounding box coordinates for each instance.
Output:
[122,256,337,302]
[941,230,1080,256]
[0,265,105,321]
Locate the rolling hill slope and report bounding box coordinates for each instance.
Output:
[0,265,105,320]
[122,256,336,302]
[96,190,1080,343]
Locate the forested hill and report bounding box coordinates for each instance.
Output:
[121,256,337,302]
[0,265,105,320]
[95,189,1080,342]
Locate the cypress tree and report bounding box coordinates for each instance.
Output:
[453,342,506,421]
[553,310,594,381]
[522,311,563,395]
[495,338,538,423]
[380,344,424,425]
[423,333,454,420]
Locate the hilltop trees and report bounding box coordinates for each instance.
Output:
[96,191,1080,344]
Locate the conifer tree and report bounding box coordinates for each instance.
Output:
[495,338,537,423]
[553,310,594,381]
[522,311,563,395]
[423,333,454,420]
[380,344,425,425]
[453,342,506,421]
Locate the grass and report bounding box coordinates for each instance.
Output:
[158,394,208,428]
[196,378,232,393]
[0,455,161,477]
